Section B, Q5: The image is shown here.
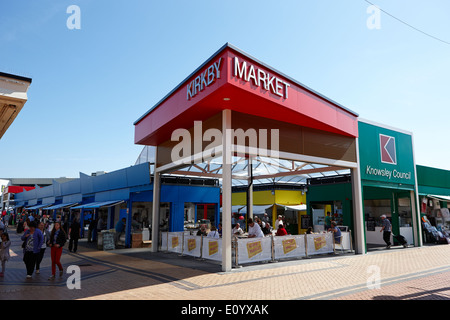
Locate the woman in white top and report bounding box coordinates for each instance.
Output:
[207,225,220,238]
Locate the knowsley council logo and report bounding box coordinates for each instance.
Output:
[380,134,396,165]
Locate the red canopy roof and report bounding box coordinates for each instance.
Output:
[135,43,358,146]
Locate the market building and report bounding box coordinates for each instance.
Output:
[9,44,450,272]
[1,177,75,212]
[13,162,220,248]
[0,72,32,139]
[134,43,365,271]
[306,119,421,250]
[132,43,450,271]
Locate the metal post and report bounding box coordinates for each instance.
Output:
[351,137,366,255]
[247,157,254,221]
[304,234,310,259]
[151,157,161,253]
[221,109,232,272]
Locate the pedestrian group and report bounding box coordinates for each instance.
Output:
[0,210,75,280]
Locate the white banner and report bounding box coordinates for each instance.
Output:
[237,237,272,265]
[160,232,168,251]
[306,233,334,256]
[273,235,306,260]
[202,237,222,261]
[183,235,202,258]
[167,232,184,254]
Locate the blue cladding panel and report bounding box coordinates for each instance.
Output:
[127,163,151,187]
[61,179,81,196]
[95,188,130,202]
[131,190,153,202]
[63,194,83,203]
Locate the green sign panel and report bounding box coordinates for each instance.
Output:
[358,121,415,187]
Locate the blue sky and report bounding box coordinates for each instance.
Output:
[0,0,449,178]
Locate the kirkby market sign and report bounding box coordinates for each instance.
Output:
[186,56,291,101]
[187,58,222,101]
[233,57,290,99]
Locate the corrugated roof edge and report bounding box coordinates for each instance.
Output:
[0,72,32,83]
[133,43,358,126]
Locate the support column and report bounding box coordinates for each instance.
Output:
[151,153,161,253]
[125,199,133,248]
[247,157,254,221]
[410,190,422,247]
[411,134,423,247]
[222,109,232,272]
[351,138,366,255]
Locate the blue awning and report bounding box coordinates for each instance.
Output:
[71,200,124,210]
[26,204,52,210]
[45,203,79,210]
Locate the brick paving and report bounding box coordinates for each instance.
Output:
[1,226,450,301]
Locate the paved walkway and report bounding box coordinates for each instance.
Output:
[1,226,450,301]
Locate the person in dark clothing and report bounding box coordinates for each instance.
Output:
[35,222,50,274]
[68,218,81,253]
[88,218,97,243]
[48,222,67,280]
[380,215,392,249]
[21,221,43,279]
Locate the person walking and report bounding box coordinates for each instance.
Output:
[48,221,67,280]
[68,217,81,253]
[21,221,44,279]
[380,215,392,249]
[0,232,11,277]
[35,222,50,274]
[114,217,126,246]
[88,218,97,243]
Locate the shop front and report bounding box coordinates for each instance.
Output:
[14,163,220,249]
[306,175,354,235]
[231,186,307,234]
[358,119,421,249]
[416,165,450,243]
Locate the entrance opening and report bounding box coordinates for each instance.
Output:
[363,187,414,251]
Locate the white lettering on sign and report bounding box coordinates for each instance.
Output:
[187,58,222,101]
[365,165,411,180]
[233,57,290,99]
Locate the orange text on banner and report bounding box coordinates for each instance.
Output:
[314,236,327,251]
[282,238,297,255]
[209,240,219,256]
[172,236,179,249]
[246,241,263,259]
[187,238,196,251]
